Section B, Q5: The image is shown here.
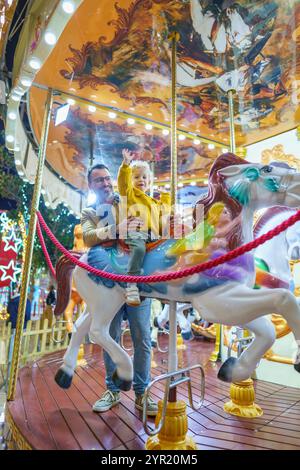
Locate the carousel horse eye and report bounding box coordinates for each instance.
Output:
[261,165,273,173]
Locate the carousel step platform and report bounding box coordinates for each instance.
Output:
[6,340,300,450]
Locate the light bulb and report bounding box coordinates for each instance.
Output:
[62,1,75,14]
[145,124,152,130]
[6,135,14,143]
[208,143,215,150]
[193,139,200,145]
[8,112,17,120]
[108,112,117,119]
[162,129,169,136]
[127,118,135,125]
[88,105,96,112]
[44,31,57,45]
[29,58,41,70]
[178,134,185,141]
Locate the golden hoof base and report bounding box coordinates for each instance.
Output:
[146,435,197,450]
[223,400,263,418]
[145,400,198,451]
[224,379,263,418]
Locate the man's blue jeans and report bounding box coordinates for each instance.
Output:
[104,298,151,395]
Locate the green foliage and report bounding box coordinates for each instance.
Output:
[0,130,79,273]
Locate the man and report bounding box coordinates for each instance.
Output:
[7,290,31,329]
[81,163,158,415]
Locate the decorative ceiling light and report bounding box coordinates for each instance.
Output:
[145,124,152,130]
[44,31,57,45]
[162,129,169,136]
[15,160,21,165]
[67,98,75,105]
[8,112,17,120]
[29,58,41,70]
[88,105,96,113]
[165,184,170,189]
[20,77,32,87]
[222,148,228,153]
[193,139,200,145]
[178,183,183,187]
[127,118,135,125]
[14,145,20,152]
[108,111,117,119]
[62,1,75,14]
[208,143,215,150]
[6,135,14,143]
[178,134,185,141]
[190,181,196,186]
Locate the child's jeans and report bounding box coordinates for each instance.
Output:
[126,231,150,275]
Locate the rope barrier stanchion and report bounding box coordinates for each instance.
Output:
[36,219,56,279]
[36,209,300,284]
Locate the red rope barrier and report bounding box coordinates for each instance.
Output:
[36,209,300,284]
[36,218,56,279]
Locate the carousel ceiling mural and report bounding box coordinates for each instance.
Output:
[6,0,300,191]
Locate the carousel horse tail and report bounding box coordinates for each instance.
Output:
[54,251,83,316]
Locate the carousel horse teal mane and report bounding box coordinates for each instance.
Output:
[54,152,300,391]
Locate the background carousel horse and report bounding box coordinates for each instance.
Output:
[54,153,300,391]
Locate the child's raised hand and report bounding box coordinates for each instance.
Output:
[122,148,134,165]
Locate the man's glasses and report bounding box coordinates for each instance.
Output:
[91,176,112,184]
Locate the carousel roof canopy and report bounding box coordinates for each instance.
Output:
[4,0,300,195]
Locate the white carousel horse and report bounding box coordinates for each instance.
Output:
[153,302,195,341]
[54,153,300,390]
[254,206,300,288]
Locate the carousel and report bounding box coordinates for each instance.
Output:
[1,0,300,451]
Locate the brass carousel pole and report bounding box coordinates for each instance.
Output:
[146,31,197,451]
[7,89,53,401]
[222,89,262,418]
[210,89,236,363]
[228,89,236,154]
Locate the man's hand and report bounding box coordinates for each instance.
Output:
[122,148,135,165]
[117,216,144,238]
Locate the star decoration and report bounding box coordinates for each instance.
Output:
[0,212,10,232]
[0,260,22,283]
[2,231,23,254]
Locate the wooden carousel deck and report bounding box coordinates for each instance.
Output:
[6,338,300,450]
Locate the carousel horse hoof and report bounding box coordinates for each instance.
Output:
[217,357,238,383]
[54,368,73,389]
[294,362,300,373]
[181,330,193,341]
[112,369,132,391]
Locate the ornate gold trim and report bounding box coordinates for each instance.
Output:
[5,406,32,450]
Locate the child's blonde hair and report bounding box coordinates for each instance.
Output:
[131,160,153,187]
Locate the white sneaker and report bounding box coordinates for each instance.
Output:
[125,284,141,306]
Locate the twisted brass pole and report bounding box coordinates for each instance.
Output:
[170,31,179,208]
[228,89,236,153]
[7,89,53,400]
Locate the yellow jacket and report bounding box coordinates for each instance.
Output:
[117,162,171,237]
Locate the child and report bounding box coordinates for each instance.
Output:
[118,149,170,306]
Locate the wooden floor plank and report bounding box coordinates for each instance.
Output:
[7,339,300,450]
[39,364,104,450]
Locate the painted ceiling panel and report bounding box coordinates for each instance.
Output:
[28,0,300,189]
